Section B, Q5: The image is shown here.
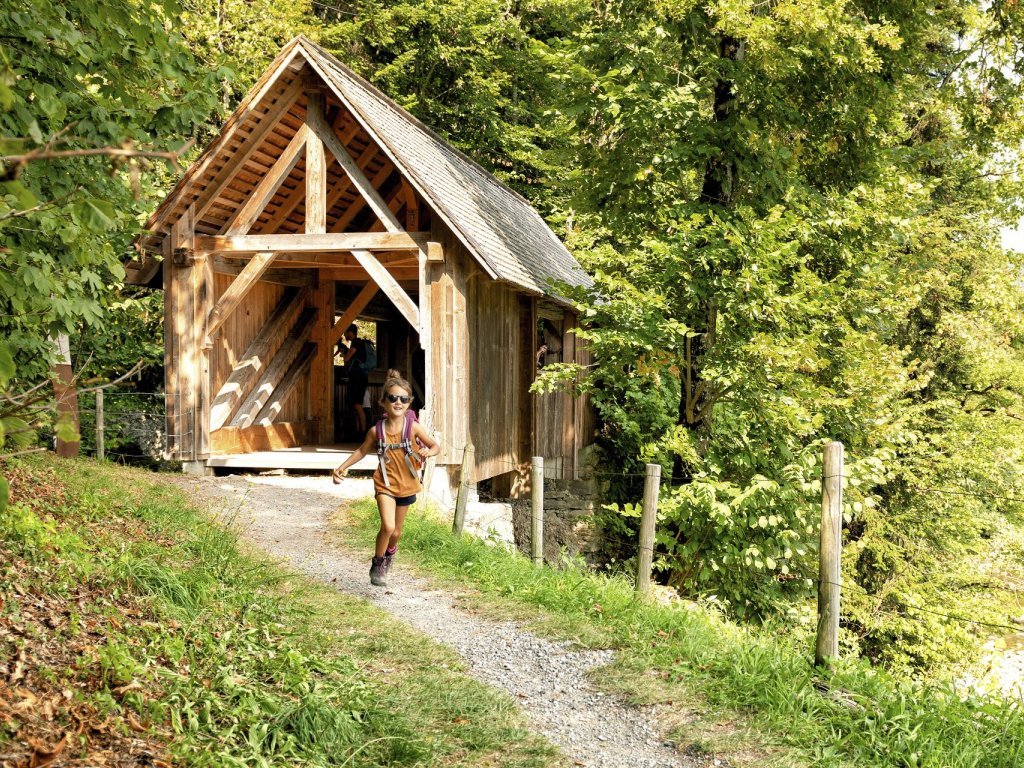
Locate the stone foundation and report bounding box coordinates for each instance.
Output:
[512,476,604,564]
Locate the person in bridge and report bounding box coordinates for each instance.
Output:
[342,324,371,436]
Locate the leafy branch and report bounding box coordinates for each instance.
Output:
[1,139,196,181]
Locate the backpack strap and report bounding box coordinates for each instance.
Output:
[405,411,421,477]
[375,417,391,487]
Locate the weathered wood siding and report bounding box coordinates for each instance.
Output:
[426,221,593,484]
[533,307,593,480]
[467,269,524,482]
[209,275,322,431]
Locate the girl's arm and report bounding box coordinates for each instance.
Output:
[332,428,377,481]
[412,422,441,459]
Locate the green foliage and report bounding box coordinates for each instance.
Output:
[0,1,224,475]
[529,0,1024,674]
[322,0,587,203]
[0,457,557,767]
[0,1,221,372]
[338,498,1024,766]
[181,0,321,110]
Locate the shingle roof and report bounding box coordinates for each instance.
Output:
[296,37,592,296]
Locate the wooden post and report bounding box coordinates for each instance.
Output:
[816,441,844,667]
[95,389,105,462]
[636,463,662,594]
[531,456,544,566]
[422,429,440,509]
[453,442,474,535]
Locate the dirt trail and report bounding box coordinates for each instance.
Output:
[180,473,697,768]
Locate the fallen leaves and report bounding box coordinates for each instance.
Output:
[0,461,173,768]
[25,734,66,768]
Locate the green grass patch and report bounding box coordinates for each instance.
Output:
[0,457,558,767]
[334,498,1024,768]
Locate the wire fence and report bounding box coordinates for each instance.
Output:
[14,393,1024,651]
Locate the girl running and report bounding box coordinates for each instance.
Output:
[332,369,440,587]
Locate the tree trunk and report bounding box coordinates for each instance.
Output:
[673,34,743,483]
[51,333,80,458]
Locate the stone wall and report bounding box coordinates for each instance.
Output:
[511,446,607,564]
[511,478,602,564]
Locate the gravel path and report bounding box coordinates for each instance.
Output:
[180,473,698,768]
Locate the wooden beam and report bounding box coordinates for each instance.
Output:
[352,250,420,328]
[144,42,304,235]
[305,90,328,234]
[259,116,365,234]
[195,79,305,223]
[209,287,303,431]
[427,241,444,263]
[321,267,420,282]
[255,341,317,425]
[331,280,379,345]
[205,251,280,342]
[172,205,197,461]
[328,159,395,234]
[162,234,177,457]
[307,108,404,232]
[195,244,215,460]
[220,123,309,236]
[195,231,428,254]
[403,179,419,230]
[231,307,319,428]
[218,252,352,267]
[212,256,315,286]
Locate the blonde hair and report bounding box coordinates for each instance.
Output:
[381,369,412,402]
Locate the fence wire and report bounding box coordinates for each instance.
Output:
[11,394,1024,646]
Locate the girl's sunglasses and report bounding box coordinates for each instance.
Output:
[385,394,412,404]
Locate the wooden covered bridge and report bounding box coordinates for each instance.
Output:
[126,36,595,497]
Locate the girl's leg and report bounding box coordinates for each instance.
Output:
[388,503,411,550]
[375,494,397,557]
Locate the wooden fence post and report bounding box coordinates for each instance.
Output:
[531,456,544,566]
[453,442,474,535]
[95,390,105,462]
[423,429,441,507]
[816,441,844,667]
[636,463,662,594]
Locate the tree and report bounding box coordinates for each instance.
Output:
[539,0,1024,640]
[0,0,223,507]
[321,0,587,205]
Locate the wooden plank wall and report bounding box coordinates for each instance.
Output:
[574,332,597,455]
[533,306,592,481]
[423,220,596,486]
[467,275,522,481]
[212,275,288,418]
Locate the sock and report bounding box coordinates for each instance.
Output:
[385,545,397,556]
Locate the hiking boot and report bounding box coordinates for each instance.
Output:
[369,556,387,587]
[383,550,395,575]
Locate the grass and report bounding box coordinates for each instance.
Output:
[333,497,1024,768]
[0,456,559,767]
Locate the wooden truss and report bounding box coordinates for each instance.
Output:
[164,68,445,457]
